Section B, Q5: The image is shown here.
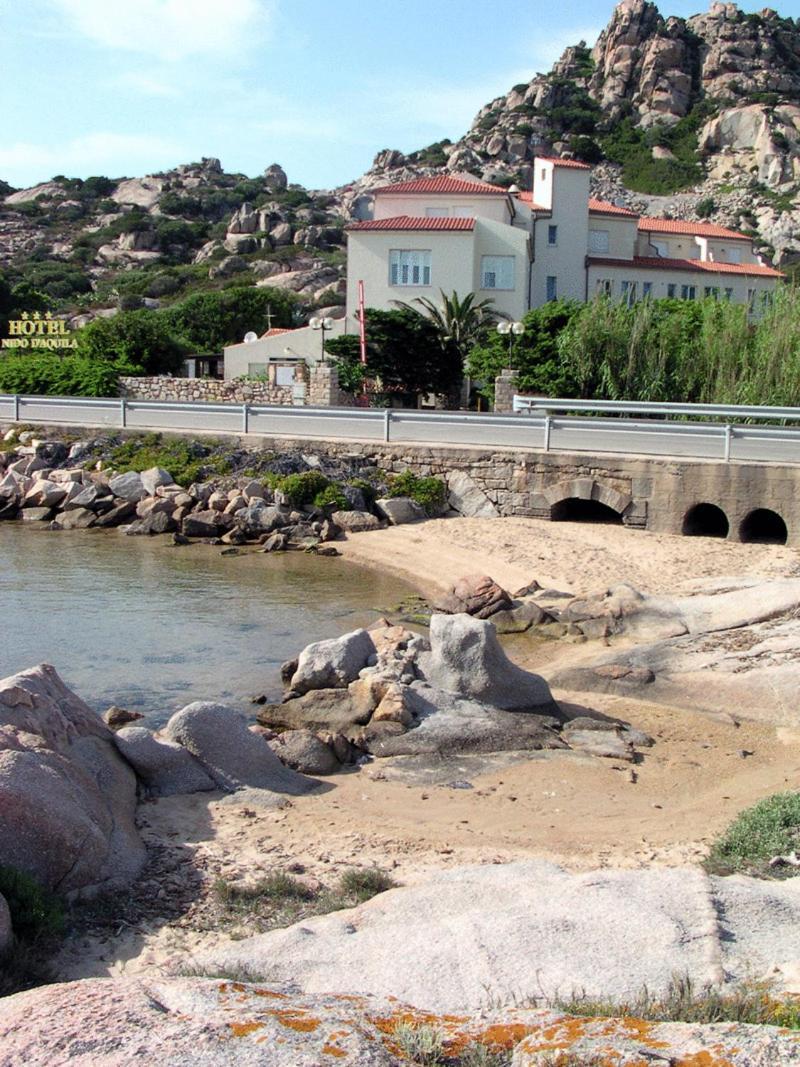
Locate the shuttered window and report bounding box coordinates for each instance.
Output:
[588,229,609,253]
[481,255,515,290]
[389,250,432,287]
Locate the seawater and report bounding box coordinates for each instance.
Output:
[0,525,414,724]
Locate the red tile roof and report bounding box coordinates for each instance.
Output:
[537,156,592,170]
[637,217,752,241]
[589,197,639,218]
[261,327,294,338]
[587,255,784,278]
[368,175,508,196]
[346,215,475,232]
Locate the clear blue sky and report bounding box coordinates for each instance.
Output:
[3,0,800,191]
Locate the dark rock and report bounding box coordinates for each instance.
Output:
[181,510,233,538]
[93,499,137,527]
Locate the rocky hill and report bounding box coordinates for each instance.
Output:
[4,0,800,329]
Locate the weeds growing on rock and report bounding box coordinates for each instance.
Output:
[392,1021,447,1065]
[211,866,396,934]
[552,973,800,1029]
[0,866,65,997]
[705,792,800,877]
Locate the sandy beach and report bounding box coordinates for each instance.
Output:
[55,515,800,982]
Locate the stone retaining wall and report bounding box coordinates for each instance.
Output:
[119,376,295,405]
[231,435,800,545]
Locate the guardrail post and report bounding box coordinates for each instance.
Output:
[544,414,552,452]
[12,395,19,422]
[383,408,392,443]
[724,423,732,462]
[242,403,249,434]
[120,397,127,428]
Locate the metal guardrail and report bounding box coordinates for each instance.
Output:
[3,392,800,465]
[512,395,800,422]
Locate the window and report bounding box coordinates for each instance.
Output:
[651,240,668,258]
[621,280,637,305]
[541,167,547,181]
[546,275,557,301]
[681,284,696,300]
[481,255,515,290]
[724,287,734,301]
[425,207,449,217]
[247,362,267,378]
[704,286,720,299]
[726,247,741,264]
[589,229,610,253]
[667,283,677,298]
[389,249,431,287]
[643,282,653,298]
[452,207,472,218]
[548,224,558,246]
[596,278,612,296]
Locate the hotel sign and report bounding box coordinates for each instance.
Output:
[2,311,78,350]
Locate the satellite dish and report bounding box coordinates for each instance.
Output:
[243,331,258,344]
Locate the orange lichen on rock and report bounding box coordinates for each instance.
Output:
[270,1008,322,1033]
[227,1021,266,1039]
[321,1043,348,1058]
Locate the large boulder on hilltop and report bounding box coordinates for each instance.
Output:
[418,614,556,711]
[113,727,216,798]
[0,665,144,896]
[289,629,376,695]
[162,701,316,795]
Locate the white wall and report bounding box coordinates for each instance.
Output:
[587,262,776,307]
[224,320,346,380]
[531,165,591,305]
[588,216,637,259]
[472,218,531,320]
[374,192,511,223]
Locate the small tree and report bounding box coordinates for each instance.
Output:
[394,290,505,405]
[325,307,461,402]
[76,310,187,375]
[163,286,295,354]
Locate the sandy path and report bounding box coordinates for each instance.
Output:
[337,515,800,597]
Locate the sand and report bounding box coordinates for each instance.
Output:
[336,514,800,597]
[55,517,800,982]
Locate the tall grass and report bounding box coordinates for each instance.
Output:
[553,289,800,407]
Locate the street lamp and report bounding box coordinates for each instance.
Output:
[497,320,525,368]
[309,316,334,363]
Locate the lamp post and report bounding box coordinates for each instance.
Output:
[496,320,525,369]
[309,316,334,363]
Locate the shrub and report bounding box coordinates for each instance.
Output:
[107,432,232,485]
[313,484,348,510]
[0,353,130,397]
[277,470,329,507]
[392,1021,446,1065]
[695,197,716,218]
[388,471,446,515]
[76,310,187,376]
[706,792,800,876]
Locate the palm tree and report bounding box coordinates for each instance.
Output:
[394,290,506,406]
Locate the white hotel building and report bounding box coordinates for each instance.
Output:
[346,156,783,319]
[225,156,782,379]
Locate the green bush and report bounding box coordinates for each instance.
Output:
[277,470,329,507]
[313,484,348,510]
[108,432,232,486]
[76,310,187,375]
[0,354,130,397]
[388,471,446,515]
[706,792,800,876]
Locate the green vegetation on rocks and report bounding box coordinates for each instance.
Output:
[106,432,233,485]
[706,792,800,877]
[0,865,64,996]
[388,471,446,515]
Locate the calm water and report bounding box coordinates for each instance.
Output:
[0,525,414,724]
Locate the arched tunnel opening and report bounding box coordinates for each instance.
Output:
[739,508,788,545]
[682,503,729,539]
[550,498,623,525]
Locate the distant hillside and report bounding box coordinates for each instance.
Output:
[4,0,800,331]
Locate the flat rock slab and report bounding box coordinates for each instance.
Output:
[198,862,726,1012]
[4,977,795,1067]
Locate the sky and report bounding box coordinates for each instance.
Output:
[3,0,800,192]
